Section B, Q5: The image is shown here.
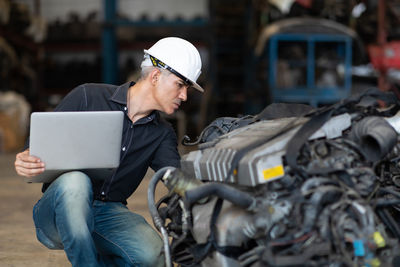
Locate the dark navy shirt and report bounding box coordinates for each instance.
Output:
[40,82,180,203]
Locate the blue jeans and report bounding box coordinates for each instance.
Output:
[32,171,164,267]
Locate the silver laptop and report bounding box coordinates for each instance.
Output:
[27,111,124,183]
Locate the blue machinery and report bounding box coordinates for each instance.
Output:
[268,33,352,107]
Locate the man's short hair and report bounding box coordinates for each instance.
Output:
[139,56,171,81]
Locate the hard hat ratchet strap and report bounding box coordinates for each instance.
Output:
[149,55,193,87]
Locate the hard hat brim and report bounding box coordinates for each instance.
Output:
[192,81,204,93]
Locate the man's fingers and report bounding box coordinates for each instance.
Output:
[14,156,44,170]
[16,151,41,163]
[15,160,44,169]
[14,149,45,178]
[15,165,44,177]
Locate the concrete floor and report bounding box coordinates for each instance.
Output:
[0,153,167,266]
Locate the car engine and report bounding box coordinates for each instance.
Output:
[148,89,400,267]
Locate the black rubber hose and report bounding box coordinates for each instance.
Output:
[148,166,176,267]
[184,182,256,209]
[148,166,176,231]
[350,116,398,162]
[376,209,400,240]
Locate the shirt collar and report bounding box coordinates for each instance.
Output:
[110,81,132,105]
[109,81,160,125]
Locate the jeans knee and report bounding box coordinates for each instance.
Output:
[132,250,164,267]
[54,171,92,201]
[143,250,165,267]
[135,233,165,267]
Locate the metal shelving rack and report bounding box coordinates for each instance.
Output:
[268,33,352,107]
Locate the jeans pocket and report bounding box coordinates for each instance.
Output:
[35,227,63,250]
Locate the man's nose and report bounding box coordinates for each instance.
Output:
[179,87,187,102]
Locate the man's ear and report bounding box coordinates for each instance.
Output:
[149,68,161,85]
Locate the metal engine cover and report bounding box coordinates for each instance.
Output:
[180,117,303,186]
[181,114,352,187]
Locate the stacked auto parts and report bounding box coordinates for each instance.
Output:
[149,89,400,267]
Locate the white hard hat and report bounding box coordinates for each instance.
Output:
[143,37,204,92]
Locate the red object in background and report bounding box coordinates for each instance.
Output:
[368,41,400,70]
[295,0,313,9]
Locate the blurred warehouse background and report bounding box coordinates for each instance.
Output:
[1,0,400,153]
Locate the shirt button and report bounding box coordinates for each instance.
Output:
[122,147,126,151]
[124,107,127,111]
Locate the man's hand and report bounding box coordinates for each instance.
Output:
[14,149,45,177]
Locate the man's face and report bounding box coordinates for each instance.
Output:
[154,71,189,115]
